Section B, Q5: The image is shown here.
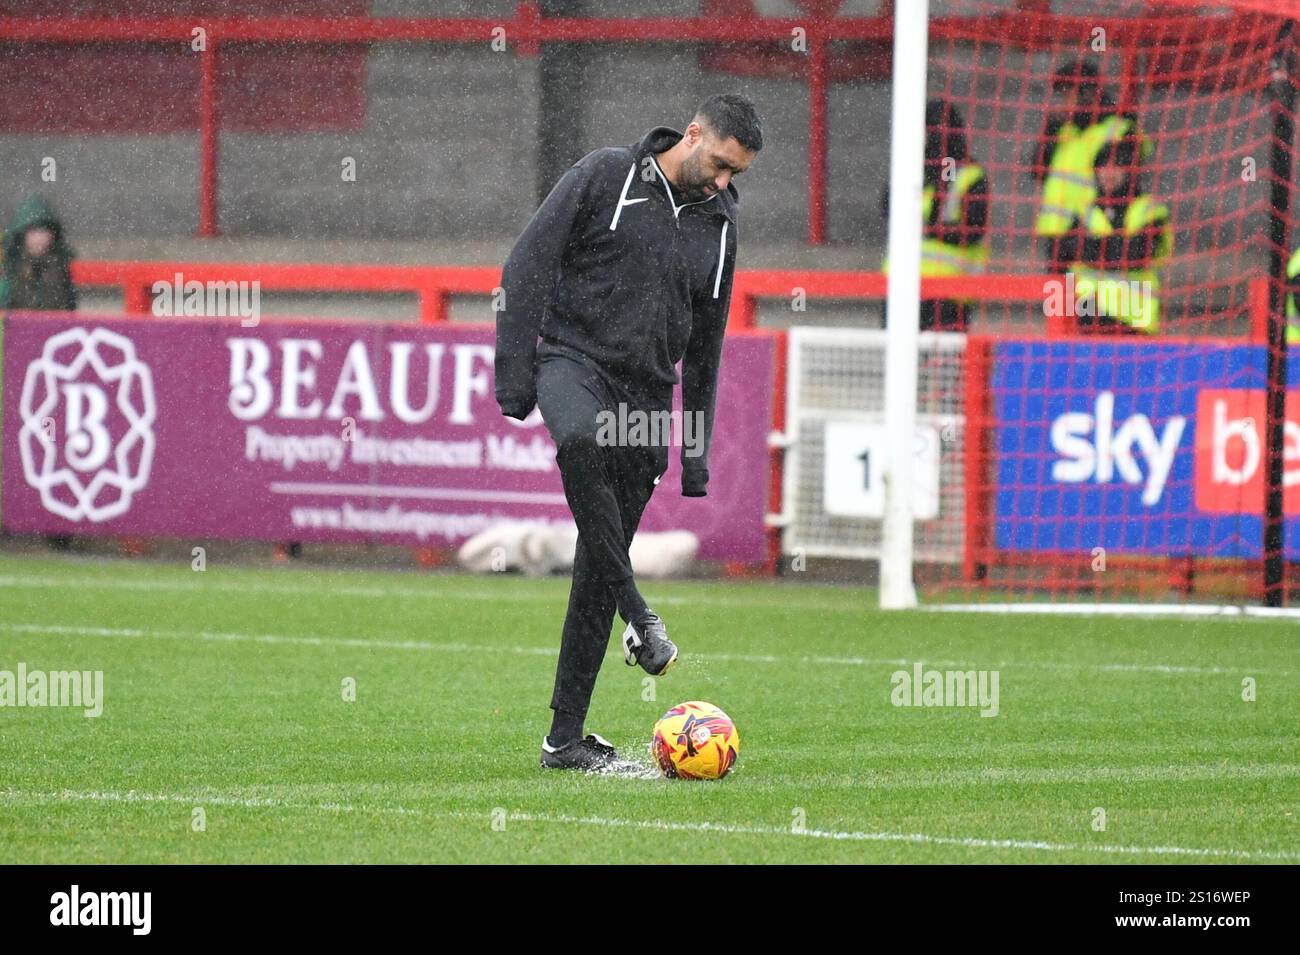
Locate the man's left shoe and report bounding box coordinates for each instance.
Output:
[540,733,640,775]
[621,611,678,675]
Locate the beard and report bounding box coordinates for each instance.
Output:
[678,152,718,202]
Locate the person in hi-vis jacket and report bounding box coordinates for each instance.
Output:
[1043,132,1170,333]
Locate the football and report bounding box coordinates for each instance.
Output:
[651,701,740,780]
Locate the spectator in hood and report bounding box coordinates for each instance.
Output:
[0,194,77,312]
[2,194,79,553]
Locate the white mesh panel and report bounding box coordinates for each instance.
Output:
[781,327,966,563]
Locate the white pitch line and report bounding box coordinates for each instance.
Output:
[1,789,1295,862]
[0,572,863,614]
[6,570,1299,625]
[505,812,1300,862]
[0,623,559,658]
[0,788,424,816]
[0,573,557,604]
[2,621,1291,676]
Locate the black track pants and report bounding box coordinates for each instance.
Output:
[536,354,668,721]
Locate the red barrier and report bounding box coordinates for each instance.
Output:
[68,260,901,331]
[80,259,1168,334]
[73,260,503,326]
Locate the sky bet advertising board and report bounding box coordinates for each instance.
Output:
[993,340,1300,560]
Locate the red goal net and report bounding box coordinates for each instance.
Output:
[904,0,1300,606]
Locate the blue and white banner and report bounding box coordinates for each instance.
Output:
[992,340,1300,559]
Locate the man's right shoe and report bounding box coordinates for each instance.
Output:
[540,733,637,773]
[621,611,678,675]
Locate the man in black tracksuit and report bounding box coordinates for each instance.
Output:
[495,94,763,772]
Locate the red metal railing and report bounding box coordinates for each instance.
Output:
[73,260,1273,339]
[74,261,505,325]
[67,259,897,329]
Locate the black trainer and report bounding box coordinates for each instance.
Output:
[540,733,636,773]
[621,611,678,675]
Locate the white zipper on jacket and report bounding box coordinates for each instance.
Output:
[610,162,650,232]
[712,220,729,299]
[650,156,717,226]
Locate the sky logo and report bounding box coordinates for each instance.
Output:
[1049,390,1186,506]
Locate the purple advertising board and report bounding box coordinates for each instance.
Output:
[1,314,775,560]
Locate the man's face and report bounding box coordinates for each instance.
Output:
[1096,158,1128,195]
[678,123,755,202]
[24,226,54,258]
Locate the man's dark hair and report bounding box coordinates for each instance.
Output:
[694,93,763,152]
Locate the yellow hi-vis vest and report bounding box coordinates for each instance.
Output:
[1068,194,1171,334]
[1286,247,1300,344]
[883,163,989,278]
[1036,114,1134,238]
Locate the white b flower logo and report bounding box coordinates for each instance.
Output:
[19,327,156,522]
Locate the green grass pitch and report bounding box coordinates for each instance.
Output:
[0,551,1297,864]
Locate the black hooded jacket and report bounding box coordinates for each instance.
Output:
[495,126,739,497]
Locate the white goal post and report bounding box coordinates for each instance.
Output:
[881,0,930,609]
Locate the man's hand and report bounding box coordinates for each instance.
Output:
[497,391,536,421]
[681,468,709,498]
